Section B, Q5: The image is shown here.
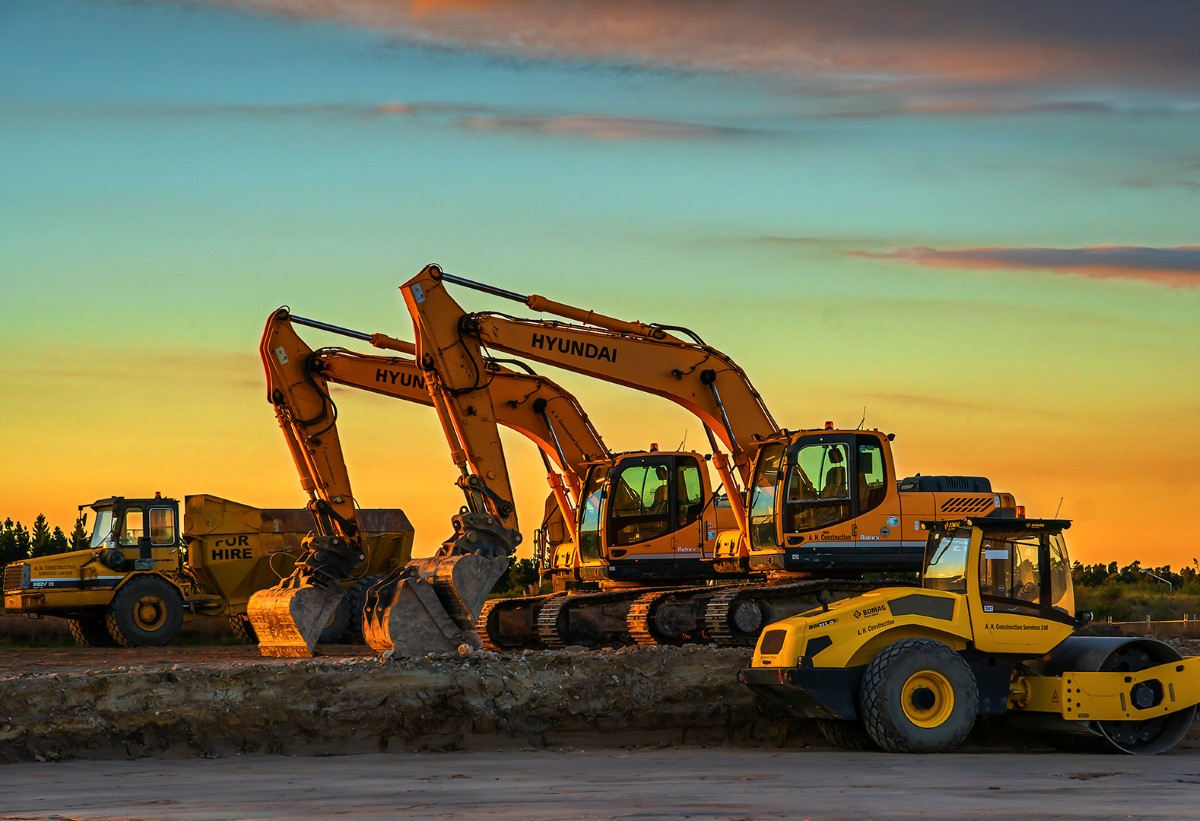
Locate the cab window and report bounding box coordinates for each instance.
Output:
[676,460,704,528]
[979,533,1042,607]
[785,441,852,531]
[748,443,783,549]
[923,532,969,593]
[149,507,176,545]
[856,437,887,515]
[577,468,605,562]
[119,509,144,545]
[610,460,671,546]
[1048,533,1074,615]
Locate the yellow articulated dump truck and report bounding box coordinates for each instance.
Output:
[2,494,412,648]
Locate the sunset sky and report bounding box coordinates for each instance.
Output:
[2,1,1198,568]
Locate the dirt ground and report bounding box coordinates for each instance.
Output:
[1,747,1199,820]
[0,643,374,674]
[0,629,1197,821]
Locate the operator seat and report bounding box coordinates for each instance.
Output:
[820,466,847,499]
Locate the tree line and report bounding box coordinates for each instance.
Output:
[0,515,89,567]
[1072,560,1200,595]
[3,512,1199,600]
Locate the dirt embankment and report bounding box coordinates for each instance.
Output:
[2,640,1197,764]
[0,645,800,763]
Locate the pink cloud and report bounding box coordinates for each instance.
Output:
[197,1,1200,90]
[849,245,1200,287]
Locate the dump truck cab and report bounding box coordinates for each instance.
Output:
[4,494,183,612]
[83,494,183,575]
[741,516,1200,754]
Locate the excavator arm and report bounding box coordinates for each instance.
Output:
[307,325,611,539]
[400,265,781,542]
[247,308,374,656]
[358,283,536,655]
[250,307,613,656]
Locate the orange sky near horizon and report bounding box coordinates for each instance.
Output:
[2,1,1199,572]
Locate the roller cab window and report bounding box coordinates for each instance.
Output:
[978,530,1074,620]
[923,532,970,593]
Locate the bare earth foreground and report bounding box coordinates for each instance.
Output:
[2,748,1199,820]
[0,642,1197,819]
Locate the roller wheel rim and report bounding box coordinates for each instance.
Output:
[902,670,955,728]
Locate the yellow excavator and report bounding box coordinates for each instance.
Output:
[247,308,747,651]
[739,516,1200,755]
[248,309,518,656]
[398,265,1020,645]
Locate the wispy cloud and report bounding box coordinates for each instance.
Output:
[458,114,750,140]
[15,99,746,141]
[195,1,1200,92]
[849,245,1200,287]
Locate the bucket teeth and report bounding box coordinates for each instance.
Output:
[247,584,345,657]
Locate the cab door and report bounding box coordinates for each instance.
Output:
[602,454,707,561]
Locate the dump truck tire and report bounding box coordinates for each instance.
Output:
[67,617,118,647]
[229,613,257,644]
[105,576,184,647]
[816,719,877,751]
[860,638,978,753]
[317,591,353,645]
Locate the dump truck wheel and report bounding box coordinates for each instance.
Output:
[105,576,184,647]
[317,591,353,644]
[229,613,257,644]
[860,638,978,753]
[816,719,877,750]
[67,617,118,647]
[345,575,384,644]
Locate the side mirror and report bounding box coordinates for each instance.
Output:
[817,588,832,612]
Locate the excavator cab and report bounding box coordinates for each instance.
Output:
[574,451,724,581]
[748,430,902,569]
[747,428,1012,575]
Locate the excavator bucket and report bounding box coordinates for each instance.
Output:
[246,584,345,658]
[362,552,509,656]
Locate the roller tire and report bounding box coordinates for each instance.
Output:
[105,576,184,647]
[816,719,878,751]
[860,638,978,753]
[67,617,118,647]
[229,613,257,644]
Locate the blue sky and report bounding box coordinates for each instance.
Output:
[2,0,1198,564]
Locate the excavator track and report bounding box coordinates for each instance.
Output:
[626,586,730,646]
[476,593,562,651]
[703,579,913,647]
[625,590,673,646]
[535,589,671,649]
